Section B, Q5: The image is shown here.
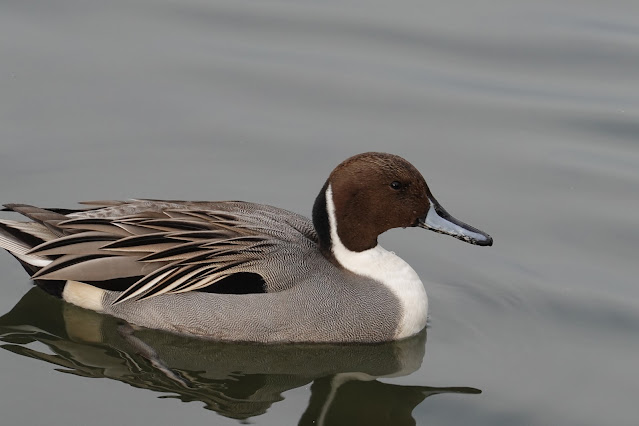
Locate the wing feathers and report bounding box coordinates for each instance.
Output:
[0,220,58,242]
[33,254,149,281]
[57,218,134,237]
[113,268,177,304]
[27,231,119,256]
[3,202,317,304]
[101,232,182,252]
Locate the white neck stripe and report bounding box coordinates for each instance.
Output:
[325,184,428,338]
[325,184,350,262]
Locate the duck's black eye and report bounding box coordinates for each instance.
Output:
[390,181,402,190]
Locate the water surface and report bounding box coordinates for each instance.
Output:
[1,1,638,425]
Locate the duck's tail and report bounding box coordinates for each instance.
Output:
[0,204,70,296]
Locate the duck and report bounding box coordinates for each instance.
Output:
[0,152,492,343]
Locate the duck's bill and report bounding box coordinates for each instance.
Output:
[418,198,493,246]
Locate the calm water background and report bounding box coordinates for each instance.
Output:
[1,0,638,425]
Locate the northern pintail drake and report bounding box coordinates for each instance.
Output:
[0,152,492,343]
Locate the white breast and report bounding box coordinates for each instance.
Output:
[325,185,428,338]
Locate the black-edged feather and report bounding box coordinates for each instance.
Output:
[27,232,119,256]
[32,254,151,281]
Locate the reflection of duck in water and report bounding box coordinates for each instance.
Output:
[0,153,491,343]
[1,289,480,424]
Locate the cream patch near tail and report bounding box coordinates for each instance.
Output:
[62,281,105,312]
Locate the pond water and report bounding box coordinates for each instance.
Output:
[1,1,638,425]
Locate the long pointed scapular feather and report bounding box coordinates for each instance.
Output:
[113,268,177,304]
[133,265,213,301]
[101,232,183,252]
[27,231,119,256]
[33,254,148,281]
[58,218,133,237]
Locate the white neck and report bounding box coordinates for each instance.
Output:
[325,185,428,338]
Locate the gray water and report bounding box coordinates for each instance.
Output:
[1,1,638,425]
